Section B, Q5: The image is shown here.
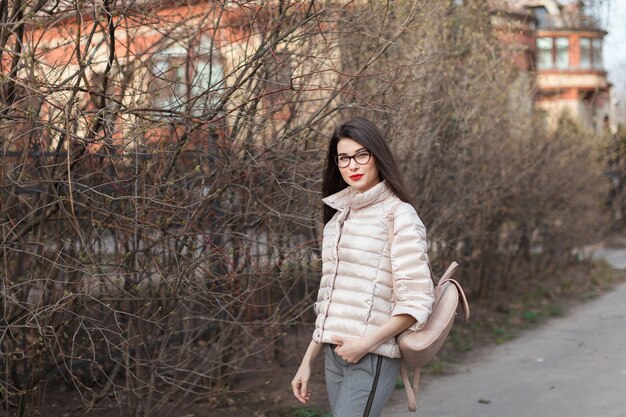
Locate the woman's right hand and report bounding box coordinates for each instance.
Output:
[291,363,312,404]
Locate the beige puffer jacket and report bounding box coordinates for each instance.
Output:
[312,181,434,359]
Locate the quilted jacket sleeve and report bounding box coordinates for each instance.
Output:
[390,203,435,331]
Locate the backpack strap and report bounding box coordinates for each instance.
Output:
[400,364,420,412]
[438,277,471,321]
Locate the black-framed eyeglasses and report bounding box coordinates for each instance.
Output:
[334,150,372,168]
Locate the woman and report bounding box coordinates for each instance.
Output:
[291,117,435,417]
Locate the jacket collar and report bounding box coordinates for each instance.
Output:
[323,180,392,211]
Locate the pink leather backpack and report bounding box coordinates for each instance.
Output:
[397,262,470,411]
[388,215,470,412]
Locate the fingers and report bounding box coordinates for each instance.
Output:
[331,335,344,345]
[300,379,310,403]
[332,336,344,360]
[291,379,303,403]
[291,379,310,404]
[339,354,357,364]
[334,344,363,364]
[334,345,353,363]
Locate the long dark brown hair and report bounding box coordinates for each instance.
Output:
[322,117,413,223]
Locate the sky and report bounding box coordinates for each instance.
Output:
[595,1,626,82]
[591,0,626,107]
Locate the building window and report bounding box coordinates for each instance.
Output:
[580,38,591,69]
[579,37,603,70]
[537,37,553,69]
[555,37,569,69]
[592,38,603,70]
[536,37,571,70]
[532,7,551,29]
[151,34,224,119]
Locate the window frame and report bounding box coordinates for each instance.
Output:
[536,37,554,69]
[592,38,603,70]
[532,6,551,29]
[580,38,592,69]
[536,36,576,70]
[554,37,569,69]
[150,35,224,120]
[578,37,604,71]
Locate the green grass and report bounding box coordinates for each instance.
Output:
[492,326,514,344]
[395,377,405,390]
[520,310,540,324]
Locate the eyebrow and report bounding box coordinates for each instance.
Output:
[337,147,367,156]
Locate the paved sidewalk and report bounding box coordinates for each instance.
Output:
[383,268,626,416]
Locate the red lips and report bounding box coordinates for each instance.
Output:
[349,174,364,181]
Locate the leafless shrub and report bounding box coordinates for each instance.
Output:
[607,125,626,227]
[0,1,609,416]
[334,2,608,297]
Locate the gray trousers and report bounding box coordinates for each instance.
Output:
[324,343,401,417]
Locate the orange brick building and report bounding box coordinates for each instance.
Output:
[493,0,615,134]
[2,1,330,155]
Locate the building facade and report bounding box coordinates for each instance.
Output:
[493,0,615,134]
[1,1,341,155]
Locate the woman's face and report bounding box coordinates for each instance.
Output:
[336,137,380,193]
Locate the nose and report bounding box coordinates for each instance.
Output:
[348,157,360,170]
